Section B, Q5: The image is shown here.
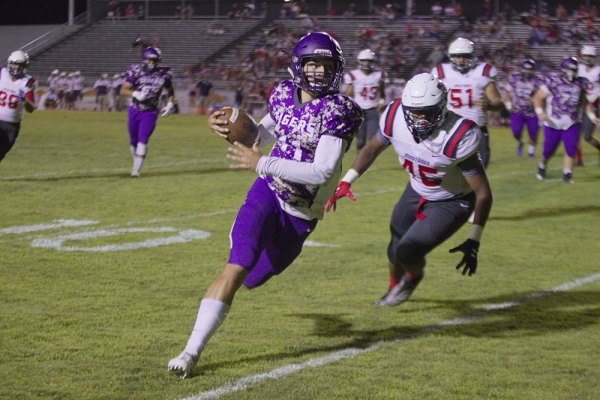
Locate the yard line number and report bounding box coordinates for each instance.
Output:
[0,219,211,252]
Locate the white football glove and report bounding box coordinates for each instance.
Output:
[132,90,147,102]
[161,101,175,117]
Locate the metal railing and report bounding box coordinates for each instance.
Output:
[21,12,90,58]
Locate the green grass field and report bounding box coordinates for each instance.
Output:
[1,110,599,400]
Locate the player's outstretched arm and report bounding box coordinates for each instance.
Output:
[449,166,493,276]
[326,134,389,212]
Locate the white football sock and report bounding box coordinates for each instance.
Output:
[528,144,535,154]
[184,299,230,356]
[131,143,147,173]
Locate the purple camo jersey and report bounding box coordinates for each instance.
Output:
[265,80,363,209]
[128,107,158,145]
[125,64,172,111]
[507,72,540,116]
[228,177,318,288]
[541,72,587,123]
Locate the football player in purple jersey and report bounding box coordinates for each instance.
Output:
[533,57,600,183]
[326,73,493,306]
[120,47,175,177]
[504,59,540,157]
[167,32,363,378]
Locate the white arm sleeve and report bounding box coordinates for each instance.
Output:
[256,135,345,185]
[257,114,276,147]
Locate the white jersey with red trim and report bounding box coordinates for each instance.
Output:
[431,62,497,126]
[379,99,481,201]
[0,67,37,123]
[577,64,600,101]
[343,68,385,109]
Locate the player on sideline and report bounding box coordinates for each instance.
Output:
[533,56,599,184]
[431,37,504,167]
[120,47,175,177]
[0,50,37,163]
[167,32,362,378]
[343,48,386,154]
[503,59,540,157]
[326,73,493,306]
[576,45,600,165]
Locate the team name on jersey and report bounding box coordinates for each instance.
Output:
[277,112,317,135]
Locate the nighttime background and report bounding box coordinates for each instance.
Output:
[0,0,88,25]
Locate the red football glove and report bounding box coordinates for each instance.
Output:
[325,181,357,212]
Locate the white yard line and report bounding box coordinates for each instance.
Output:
[178,271,600,400]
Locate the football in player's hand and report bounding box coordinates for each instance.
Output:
[220,107,259,147]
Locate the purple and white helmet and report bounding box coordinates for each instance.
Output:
[141,47,161,71]
[560,56,578,82]
[520,59,535,77]
[290,32,345,96]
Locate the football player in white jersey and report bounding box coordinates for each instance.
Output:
[431,37,504,167]
[576,45,600,165]
[327,73,493,306]
[0,50,37,163]
[344,48,386,153]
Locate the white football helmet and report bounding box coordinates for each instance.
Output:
[402,73,448,143]
[448,37,476,73]
[7,50,30,78]
[580,45,596,66]
[357,48,376,73]
[52,69,59,75]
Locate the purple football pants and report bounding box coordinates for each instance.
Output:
[228,177,318,289]
[510,112,538,143]
[128,107,158,146]
[542,124,580,159]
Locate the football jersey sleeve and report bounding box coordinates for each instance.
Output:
[125,65,136,85]
[343,71,355,85]
[453,123,481,161]
[322,95,363,150]
[162,68,173,89]
[24,77,37,104]
[379,98,402,138]
[442,119,481,162]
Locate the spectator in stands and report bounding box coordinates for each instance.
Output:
[112,73,126,112]
[482,0,493,22]
[195,74,213,115]
[431,2,443,17]
[137,5,145,19]
[107,0,119,21]
[93,73,110,112]
[527,24,547,46]
[555,3,568,21]
[454,2,464,18]
[184,4,194,20]
[125,3,135,20]
[343,3,357,17]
